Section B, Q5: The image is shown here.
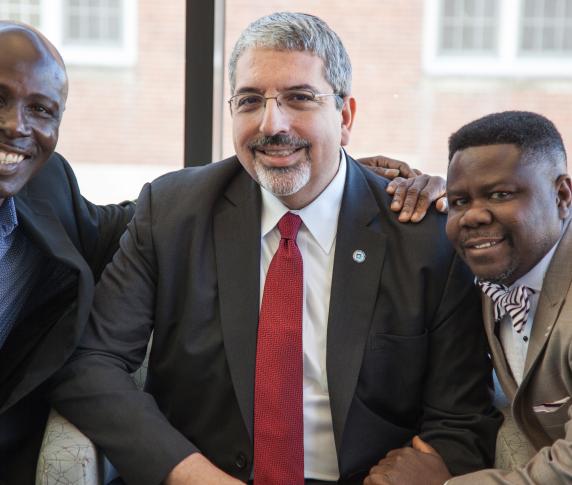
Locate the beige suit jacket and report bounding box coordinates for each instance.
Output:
[450,219,572,483]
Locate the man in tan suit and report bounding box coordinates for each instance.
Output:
[365,111,572,485]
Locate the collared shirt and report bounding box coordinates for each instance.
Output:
[0,197,42,349]
[259,150,347,480]
[498,241,560,385]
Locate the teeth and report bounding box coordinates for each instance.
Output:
[0,151,25,165]
[262,149,296,156]
[474,241,498,249]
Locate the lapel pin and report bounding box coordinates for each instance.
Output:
[352,249,366,263]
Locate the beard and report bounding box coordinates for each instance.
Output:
[248,134,312,196]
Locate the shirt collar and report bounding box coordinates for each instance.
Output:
[0,197,18,238]
[260,149,347,254]
[511,239,561,293]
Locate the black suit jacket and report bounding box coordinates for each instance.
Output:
[50,155,501,485]
[0,153,133,484]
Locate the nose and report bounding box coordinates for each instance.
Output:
[258,97,290,136]
[459,204,493,228]
[0,104,32,138]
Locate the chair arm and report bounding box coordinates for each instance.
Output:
[35,408,103,485]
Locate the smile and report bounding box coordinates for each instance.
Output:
[257,146,302,157]
[473,241,500,249]
[0,150,26,165]
[463,236,506,250]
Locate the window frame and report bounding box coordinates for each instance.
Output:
[32,0,137,66]
[423,0,572,77]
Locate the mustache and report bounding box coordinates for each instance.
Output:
[460,231,503,243]
[247,134,311,151]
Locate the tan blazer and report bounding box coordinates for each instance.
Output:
[451,219,572,484]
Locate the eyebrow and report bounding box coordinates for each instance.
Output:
[234,83,322,95]
[0,82,60,107]
[447,180,517,196]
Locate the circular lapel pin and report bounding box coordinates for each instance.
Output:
[352,250,366,263]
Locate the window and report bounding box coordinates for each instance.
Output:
[64,0,123,46]
[439,0,498,54]
[0,0,137,66]
[1,0,183,203]
[0,0,42,26]
[520,0,572,55]
[424,0,572,76]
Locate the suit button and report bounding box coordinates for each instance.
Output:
[235,452,248,470]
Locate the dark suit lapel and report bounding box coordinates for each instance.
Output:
[0,194,89,406]
[214,168,261,439]
[16,195,87,271]
[523,220,572,380]
[327,157,386,451]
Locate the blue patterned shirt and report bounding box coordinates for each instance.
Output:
[0,198,42,349]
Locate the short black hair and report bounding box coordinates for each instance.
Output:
[448,111,567,170]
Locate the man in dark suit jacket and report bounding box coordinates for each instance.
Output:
[50,12,500,485]
[0,22,133,484]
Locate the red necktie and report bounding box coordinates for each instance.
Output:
[254,212,304,485]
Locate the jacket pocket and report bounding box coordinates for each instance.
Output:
[357,330,429,426]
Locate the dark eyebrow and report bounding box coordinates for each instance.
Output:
[447,181,517,196]
[445,188,465,197]
[0,82,61,112]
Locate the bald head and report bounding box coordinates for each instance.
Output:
[0,21,68,101]
[0,21,69,204]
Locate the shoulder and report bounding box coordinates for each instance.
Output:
[142,156,245,206]
[25,152,76,194]
[346,153,448,237]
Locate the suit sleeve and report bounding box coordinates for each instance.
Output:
[57,153,135,280]
[48,182,198,485]
[448,398,572,482]
[419,254,503,475]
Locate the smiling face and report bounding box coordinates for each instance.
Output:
[231,47,355,209]
[446,143,572,284]
[0,27,67,206]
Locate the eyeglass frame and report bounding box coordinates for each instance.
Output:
[227,89,344,115]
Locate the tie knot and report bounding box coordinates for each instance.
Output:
[278,212,302,241]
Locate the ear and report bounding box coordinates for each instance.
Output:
[340,96,356,146]
[555,174,572,220]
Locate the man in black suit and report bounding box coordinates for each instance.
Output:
[0,22,133,484]
[50,12,500,485]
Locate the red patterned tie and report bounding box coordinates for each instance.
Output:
[254,212,304,485]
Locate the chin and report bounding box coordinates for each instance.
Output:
[474,266,516,285]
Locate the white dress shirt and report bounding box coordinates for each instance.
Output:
[259,150,347,480]
[499,241,560,385]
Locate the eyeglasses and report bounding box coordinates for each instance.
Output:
[228,89,342,115]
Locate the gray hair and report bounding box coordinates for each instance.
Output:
[228,12,352,109]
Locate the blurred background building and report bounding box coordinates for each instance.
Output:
[2,0,571,202]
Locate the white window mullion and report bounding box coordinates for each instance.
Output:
[42,0,64,48]
[500,0,519,61]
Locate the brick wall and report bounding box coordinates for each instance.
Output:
[57,0,186,171]
[222,1,572,175]
[57,0,572,182]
